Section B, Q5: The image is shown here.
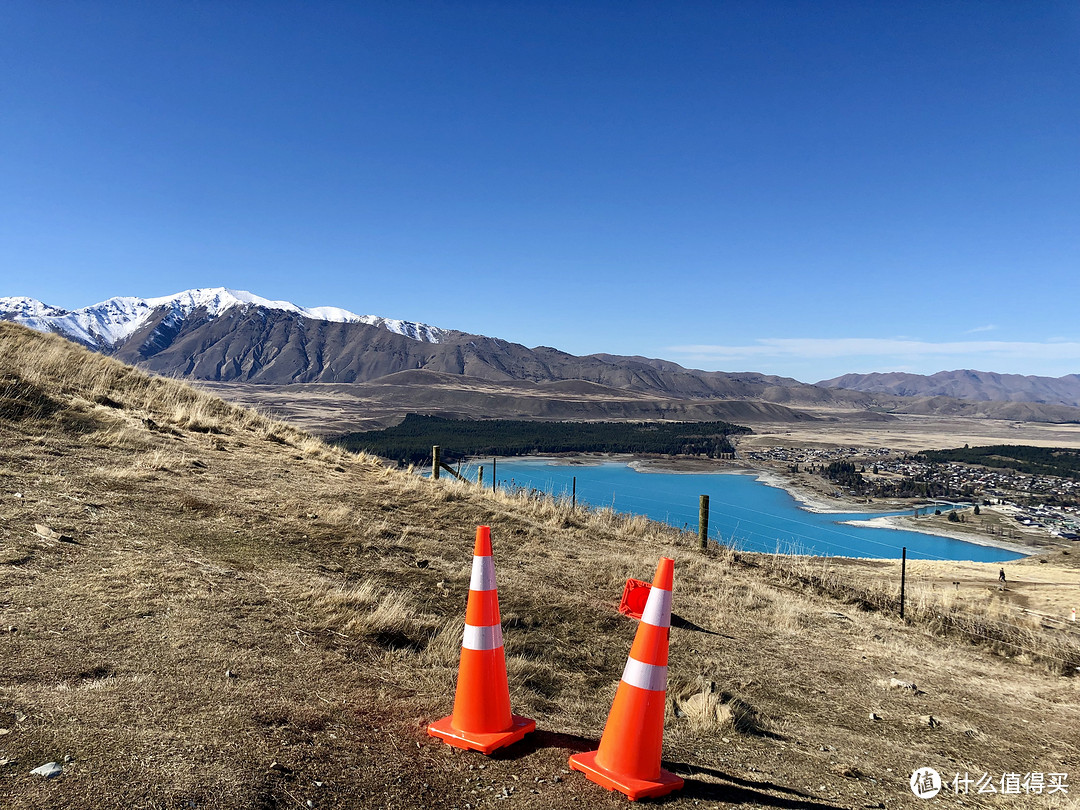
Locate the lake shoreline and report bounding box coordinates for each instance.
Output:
[835,515,1037,555]
[470,452,1043,557]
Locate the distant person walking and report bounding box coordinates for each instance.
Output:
[999,568,1006,585]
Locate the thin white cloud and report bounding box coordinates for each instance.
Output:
[965,324,997,334]
[668,338,1080,362]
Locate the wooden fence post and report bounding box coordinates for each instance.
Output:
[900,546,907,620]
[478,466,484,488]
[572,476,576,509]
[432,446,440,480]
[699,494,710,551]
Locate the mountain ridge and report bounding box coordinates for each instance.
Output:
[0,287,449,348]
[0,290,869,405]
[5,289,1080,424]
[820,369,1080,408]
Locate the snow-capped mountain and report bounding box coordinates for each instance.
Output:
[5,286,1078,424]
[0,288,447,348]
[0,296,70,320]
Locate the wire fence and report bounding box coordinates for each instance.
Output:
[461,458,1027,562]
[444,457,1080,673]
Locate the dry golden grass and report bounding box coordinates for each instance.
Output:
[0,322,316,449]
[2,322,1079,810]
[753,552,1080,675]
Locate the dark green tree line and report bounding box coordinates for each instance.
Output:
[331,414,751,464]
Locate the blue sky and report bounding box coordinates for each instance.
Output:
[2,1,1077,382]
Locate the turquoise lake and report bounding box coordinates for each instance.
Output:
[458,458,1023,562]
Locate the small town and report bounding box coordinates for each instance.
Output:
[740,444,1080,542]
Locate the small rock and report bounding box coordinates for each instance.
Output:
[868,712,880,721]
[63,755,73,763]
[889,678,916,691]
[226,669,238,679]
[416,559,429,569]
[0,758,14,767]
[35,524,75,543]
[14,493,22,499]
[0,728,10,736]
[269,761,292,775]
[920,715,940,728]
[31,762,63,779]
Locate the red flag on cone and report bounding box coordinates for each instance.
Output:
[570,557,684,800]
[428,526,535,754]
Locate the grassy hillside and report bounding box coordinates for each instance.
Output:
[1,322,1078,809]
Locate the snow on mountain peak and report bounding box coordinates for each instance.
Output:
[140,288,367,323]
[0,296,69,319]
[0,288,447,347]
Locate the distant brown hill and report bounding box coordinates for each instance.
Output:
[8,296,1080,425]
[96,306,881,413]
[820,369,1080,408]
[199,370,840,434]
[135,309,1080,425]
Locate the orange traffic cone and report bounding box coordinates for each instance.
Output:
[570,557,684,801]
[428,526,535,754]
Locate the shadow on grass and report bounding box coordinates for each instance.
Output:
[496,741,850,809]
[490,729,596,760]
[670,612,730,637]
[664,762,850,809]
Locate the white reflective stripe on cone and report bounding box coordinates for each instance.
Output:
[621,655,668,692]
[470,555,497,592]
[640,587,672,628]
[462,623,504,651]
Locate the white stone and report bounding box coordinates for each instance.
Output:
[31,762,63,779]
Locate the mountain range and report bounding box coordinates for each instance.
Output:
[3,288,1079,427]
[0,289,842,398]
[819,370,1080,408]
